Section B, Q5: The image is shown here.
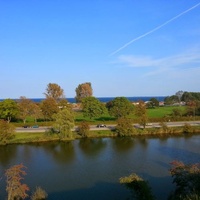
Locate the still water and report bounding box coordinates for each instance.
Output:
[0,135,200,200]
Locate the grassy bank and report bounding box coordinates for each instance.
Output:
[3,124,200,145]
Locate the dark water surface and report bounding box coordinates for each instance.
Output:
[0,136,200,200]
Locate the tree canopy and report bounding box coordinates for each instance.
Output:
[75,82,93,103]
[0,99,19,123]
[52,108,74,139]
[44,83,64,102]
[81,96,107,119]
[106,97,134,118]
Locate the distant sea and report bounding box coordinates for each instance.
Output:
[29,96,166,103]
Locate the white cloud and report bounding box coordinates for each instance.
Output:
[117,48,200,76]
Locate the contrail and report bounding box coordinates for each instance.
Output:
[109,2,200,56]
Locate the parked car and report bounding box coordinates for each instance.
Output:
[23,125,30,128]
[96,124,106,128]
[32,125,39,128]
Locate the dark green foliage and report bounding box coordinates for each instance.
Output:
[164,95,179,105]
[181,92,200,102]
[106,97,134,118]
[169,160,200,199]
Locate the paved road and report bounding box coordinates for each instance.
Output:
[16,121,200,133]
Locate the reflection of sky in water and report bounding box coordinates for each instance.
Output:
[0,135,200,200]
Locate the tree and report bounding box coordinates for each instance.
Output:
[106,97,134,119]
[44,83,64,102]
[164,95,179,105]
[0,120,15,144]
[169,160,200,199]
[81,96,107,119]
[135,101,148,129]
[5,164,29,200]
[17,96,35,124]
[148,98,159,107]
[76,121,90,137]
[30,103,42,123]
[0,99,19,123]
[40,98,59,120]
[115,117,135,137]
[75,82,93,103]
[52,108,75,139]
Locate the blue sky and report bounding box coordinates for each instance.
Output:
[1,0,200,99]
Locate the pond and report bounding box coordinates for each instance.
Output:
[0,135,200,199]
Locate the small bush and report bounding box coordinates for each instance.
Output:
[183,123,193,133]
[76,121,90,137]
[31,186,48,200]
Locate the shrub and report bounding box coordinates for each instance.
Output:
[76,121,90,137]
[115,117,136,137]
[183,123,193,133]
[31,186,48,200]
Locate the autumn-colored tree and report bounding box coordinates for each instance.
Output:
[0,120,15,144]
[106,97,134,119]
[135,101,148,129]
[44,83,64,102]
[75,82,93,103]
[81,96,107,119]
[5,164,29,200]
[0,99,19,123]
[40,98,59,120]
[30,103,42,123]
[52,108,75,139]
[18,96,35,124]
[77,121,90,137]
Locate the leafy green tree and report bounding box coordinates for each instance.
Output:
[81,96,107,119]
[44,83,65,102]
[106,97,134,118]
[75,82,93,103]
[135,101,148,129]
[0,99,19,123]
[149,98,159,107]
[40,98,59,120]
[0,120,15,144]
[164,95,179,105]
[115,117,135,137]
[5,164,29,200]
[52,108,75,139]
[77,121,90,137]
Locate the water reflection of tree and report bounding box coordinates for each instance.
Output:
[112,138,135,152]
[42,142,75,164]
[0,145,18,167]
[78,138,107,157]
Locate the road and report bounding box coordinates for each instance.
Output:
[16,121,200,133]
